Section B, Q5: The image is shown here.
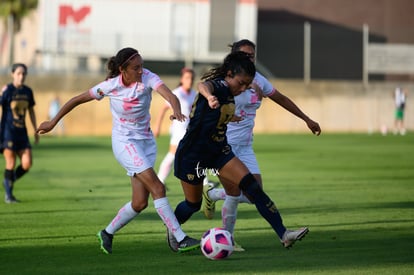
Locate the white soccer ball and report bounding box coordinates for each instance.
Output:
[200,227,234,260]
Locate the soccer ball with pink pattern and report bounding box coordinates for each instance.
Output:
[200,227,234,260]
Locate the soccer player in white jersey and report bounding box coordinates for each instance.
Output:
[203,39,321,250]
[36,47,200,254]
[153,68,197,184]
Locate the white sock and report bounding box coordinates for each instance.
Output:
[209,187,226,202]
[222,195,239,234]
[157,152,175,183]
[105,201,139,235]
[154,197,186,242]
[210,188,252,204]
[238,193,253,204]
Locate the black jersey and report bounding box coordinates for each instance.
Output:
[174,78,236,184]
[0,83,35,151]
[183,78,235,151]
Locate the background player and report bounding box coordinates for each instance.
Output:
[1,63,39,203]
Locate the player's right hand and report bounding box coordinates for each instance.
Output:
[208,95,220,109]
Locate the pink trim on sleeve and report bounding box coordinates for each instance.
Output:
[266,87,277,98]
[88,89,98,99]
[153,81,164,91]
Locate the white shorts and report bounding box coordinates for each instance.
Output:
[112,138,157,176]
[170,127,186,146]
[230,143,260,174]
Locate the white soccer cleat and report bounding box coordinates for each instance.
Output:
[281,227,309,249]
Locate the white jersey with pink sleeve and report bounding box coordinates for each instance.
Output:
[226,72,276,146]
[89,69,164,141]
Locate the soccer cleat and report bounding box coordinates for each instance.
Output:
[233,241,245,252]
[4,194,19,204]
[281,227,309,249]
[177,236,200,253]
[202,181,219,219]
[97,230,113,254]
[166,228,179,252]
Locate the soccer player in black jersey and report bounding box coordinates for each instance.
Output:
[168,51,308,251]
[0,63,39,203]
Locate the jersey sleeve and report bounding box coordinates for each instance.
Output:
[255,72,276,97]
[144,69,164,91]
[88,78,114,100]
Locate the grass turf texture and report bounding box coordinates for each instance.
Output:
[0,133,413,274]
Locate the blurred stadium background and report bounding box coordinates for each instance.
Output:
[0,0,413,135]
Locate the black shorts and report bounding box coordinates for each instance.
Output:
[0,136,31,154]
[174,142,234,185]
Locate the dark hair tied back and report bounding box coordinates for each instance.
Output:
[106,47,139,79]
[202,51,255,81]
[228,39,256,53]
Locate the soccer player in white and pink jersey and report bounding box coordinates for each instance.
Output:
[153,68,197,185]
[203,39,321,250]
[36,47,200,254]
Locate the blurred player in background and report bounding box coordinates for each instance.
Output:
[153,68,197,186]
[36,47,200,254]
[203,39,321,250]
[393,86,407,135]
[0,63,39,203]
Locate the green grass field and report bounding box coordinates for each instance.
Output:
[1,133,413,274]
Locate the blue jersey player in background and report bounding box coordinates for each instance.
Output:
[0,63,39,203]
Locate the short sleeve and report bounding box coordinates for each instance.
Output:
[254,73,276,97]
[89,79,114,100]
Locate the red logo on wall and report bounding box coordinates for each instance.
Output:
[59,5,91,26]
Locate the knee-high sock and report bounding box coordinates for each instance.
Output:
[174,199,202,225]
[222,195,238,234]
[105,201,139,235]
[208,187,226,202]
[209,187,252,204]
[14,165,27,181]
[154,197,186,242]
[238,193,253,204]
[157,152,175,183]
[3,169,14,198]
[239,174,286,239]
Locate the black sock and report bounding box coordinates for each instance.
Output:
[174,200,202,224]
[15,165,27,181]
[239,173,286,239]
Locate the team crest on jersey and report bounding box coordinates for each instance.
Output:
[186,174,195,181]
[97,88,104,96]
[222,145,231,155]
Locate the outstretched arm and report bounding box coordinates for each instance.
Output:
[37,91,94,134]
[156,84,185,122]
[269,90,321,135]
